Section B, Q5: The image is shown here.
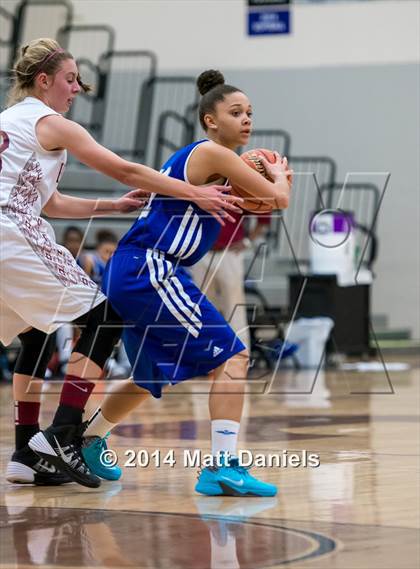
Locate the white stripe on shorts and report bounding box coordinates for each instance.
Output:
[146,249,200,338]
[160,254,202,317]
[155,251,202,329]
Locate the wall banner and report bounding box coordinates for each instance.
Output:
[247,0,291,36]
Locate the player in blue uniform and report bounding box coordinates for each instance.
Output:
[82,70,292,496]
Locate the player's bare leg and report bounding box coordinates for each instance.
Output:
[88,379,150,426]
[209,349,248,422]
[196,349,277,497]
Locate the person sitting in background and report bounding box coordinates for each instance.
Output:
[87,229,118,285]
[191,210,271,350]
[62,225,93,274]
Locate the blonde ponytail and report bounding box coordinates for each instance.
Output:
[6,37,91,107]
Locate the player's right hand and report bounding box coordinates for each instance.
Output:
[260,152,293,188]
[193,185,244,225]
[259,152,287,180]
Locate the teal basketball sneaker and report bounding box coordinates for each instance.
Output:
[81,433,122,481]
[195,457,277,497]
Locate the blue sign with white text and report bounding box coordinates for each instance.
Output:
[248,9,290,35]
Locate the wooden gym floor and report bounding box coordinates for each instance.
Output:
[0,355,419,568]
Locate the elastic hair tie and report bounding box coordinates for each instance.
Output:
[31,47,65,78]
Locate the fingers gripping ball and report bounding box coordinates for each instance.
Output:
[233,148,277,213]
[242,148,276,178]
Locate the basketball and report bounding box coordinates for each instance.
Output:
[232,148,278,213]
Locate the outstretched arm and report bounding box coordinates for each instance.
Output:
[36,115,243,225]
[43,189,149,218]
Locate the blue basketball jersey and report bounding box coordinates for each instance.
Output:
[118,139,222,266]
[102,139,246,398]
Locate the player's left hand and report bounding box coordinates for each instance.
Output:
[113,189,151,213]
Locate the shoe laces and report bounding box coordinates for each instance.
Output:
[228,458,250,476]
[196,464,218,479]
[63,442,90,474]
[84,433,109,450]
[96,433,110,451]
[197,457,250,479]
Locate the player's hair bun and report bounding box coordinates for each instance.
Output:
[196,69,225,96]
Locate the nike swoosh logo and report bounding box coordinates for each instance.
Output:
[220,476,244,487]
[68,382,88,393]
[53,436,73,464]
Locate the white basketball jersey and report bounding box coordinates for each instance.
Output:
[0,97,66,212]
[0,96,105,346]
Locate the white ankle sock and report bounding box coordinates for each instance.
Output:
[211,419,240,458]
[84,408,117,438]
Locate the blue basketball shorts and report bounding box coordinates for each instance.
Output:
[102,247,246,398]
